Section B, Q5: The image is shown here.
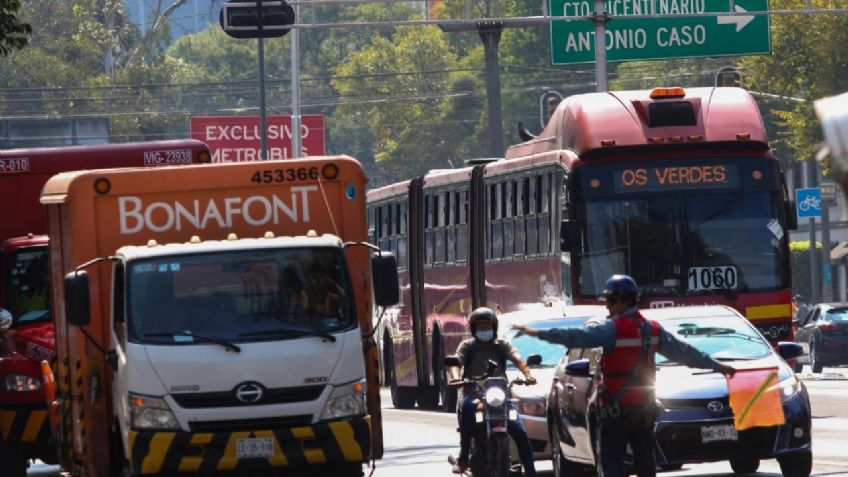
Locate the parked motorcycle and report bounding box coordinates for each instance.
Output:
[446,354,542,477]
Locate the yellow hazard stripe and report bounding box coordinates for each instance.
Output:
[21,410,47,442]
[254,430,289,467]
[217,431,252,470]
[0,410,15,441]
[329,420,364,462]
[745,304,791,321]
[176,434,213,472]
[292,426,327,464]
[141,432,176,474]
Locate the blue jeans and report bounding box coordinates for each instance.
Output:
[458,394,537,477]
[597,410,656,477]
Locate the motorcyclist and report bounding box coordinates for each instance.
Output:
[448,307,538,475]
[512,274,736,477]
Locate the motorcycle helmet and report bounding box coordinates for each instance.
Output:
[468,307,498,335]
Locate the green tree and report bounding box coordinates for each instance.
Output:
[0,0,30,55]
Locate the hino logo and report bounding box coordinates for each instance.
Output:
[170,384,200,392]
[235,382,264,404]
[706,401,725,414]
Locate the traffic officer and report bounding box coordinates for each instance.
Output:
[512,274,736,477]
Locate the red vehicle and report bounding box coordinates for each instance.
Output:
[0,140,210,475]
[368,86,797,415]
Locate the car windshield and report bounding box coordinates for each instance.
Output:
[4,246,51,326]
[128,247,354,345]
[655,314,772,364]
[503,317,593,368]
[825,308,848,321]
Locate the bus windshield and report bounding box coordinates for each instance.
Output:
[128,247,355,344]
[574,160,788,299]
[4,246,51,325]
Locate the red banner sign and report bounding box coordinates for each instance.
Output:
[190,115,326,162]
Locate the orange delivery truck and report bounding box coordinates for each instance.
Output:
[39,157,398,477]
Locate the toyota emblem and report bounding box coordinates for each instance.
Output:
[235,382,264,404]
[706,400,724,414]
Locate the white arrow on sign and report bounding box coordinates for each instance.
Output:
[717,5,755,32]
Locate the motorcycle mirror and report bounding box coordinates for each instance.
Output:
[526,354,542,367]
[444,355,461,368]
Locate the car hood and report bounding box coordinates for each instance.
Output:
[656,356,792,400]
[508,367,556,400]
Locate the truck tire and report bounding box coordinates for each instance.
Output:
[0,451,28,477]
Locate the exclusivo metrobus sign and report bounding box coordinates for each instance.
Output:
[190,115,326,162]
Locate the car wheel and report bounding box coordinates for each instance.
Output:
[729,456,760,474]
[811,340,824,373]
[549,415,568,477]
[777,451,812,477]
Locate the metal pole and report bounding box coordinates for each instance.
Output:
[822,184,833,302]
[840,264,847,303]
[258,37,268,160]
[593,0,608,92]
[479,23,504,157]
[291,3,302,159]
[804,161,819,303]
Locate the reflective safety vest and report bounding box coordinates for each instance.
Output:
[600,310,661,407]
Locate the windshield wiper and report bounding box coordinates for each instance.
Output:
[142,331,241,353]
[239,328,337,343]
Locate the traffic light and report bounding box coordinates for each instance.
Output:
[219,1,296,39]
[540,91,563,129]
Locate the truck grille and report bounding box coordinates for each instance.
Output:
[172,385,325,408]
[188,415,313,432]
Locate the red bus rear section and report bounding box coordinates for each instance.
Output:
[369,87,796,413]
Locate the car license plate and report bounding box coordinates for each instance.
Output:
[700,424,738,443]
[236,437,275,458]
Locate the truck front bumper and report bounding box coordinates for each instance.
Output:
[128,416,371,474]
[0,404,52,450]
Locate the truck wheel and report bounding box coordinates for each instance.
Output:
[1,452,28,477]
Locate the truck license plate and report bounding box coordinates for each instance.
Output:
[700,424,738,443]
[236,437,275,458]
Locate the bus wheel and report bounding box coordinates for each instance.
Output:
[436,338,457,413]
[386,340,416,409]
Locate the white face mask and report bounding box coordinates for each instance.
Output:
[475,330,495,342]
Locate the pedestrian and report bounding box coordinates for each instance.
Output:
[792,294,809,322]
[511,274,736,477]
[448,307,538,476]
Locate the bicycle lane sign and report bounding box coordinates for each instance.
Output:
[796,187,822,219]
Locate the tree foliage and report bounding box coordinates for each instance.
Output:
[0,0,30,55]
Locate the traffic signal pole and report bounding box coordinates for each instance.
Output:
[592,0,609,92]
[291,3,301,159]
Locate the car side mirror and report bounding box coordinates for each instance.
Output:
[560,219,579,253]
[564,358,591,377]
[778,342,804,361]
[64,271,91,327]
[526,354,542,367]
[0,309,12,332]
[371,252,399,307]
[444,355,461,368]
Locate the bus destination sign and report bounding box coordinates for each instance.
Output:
[614,164,739,192]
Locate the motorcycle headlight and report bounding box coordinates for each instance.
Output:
[3,374,42,392]
[321,379,367,420]
[780,375,801,400]
[517,397,547,417]
[130,393,180,430]
[484,387,507,407]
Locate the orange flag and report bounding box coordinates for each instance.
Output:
[727,367,785,431]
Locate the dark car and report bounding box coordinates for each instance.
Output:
[793,302,848,373]
[548,305,812,477]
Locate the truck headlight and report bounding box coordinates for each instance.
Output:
[130,393,180,430]
[780,376,801,400]
[320,379,366,420]
[3,374,43,392]
[516,397,547,417]
[484,387,507,408]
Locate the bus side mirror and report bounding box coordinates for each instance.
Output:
[371,252,399,307]
[560,219,579,252]
[785,200,798,230]
[64,271,91,327]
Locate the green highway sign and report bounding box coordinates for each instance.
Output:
[549,0,770,64]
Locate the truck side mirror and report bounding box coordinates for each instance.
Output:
[0,309,12,332]
[785,200,798,230]
[64,271,91,327]
[371,252,399,307]
[560,219,579,253]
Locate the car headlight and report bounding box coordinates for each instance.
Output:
[484,387,507,407]
[517,397,547,417]
[130,393,180,430]
[320,379,367,420]
[780,376,801,400]
[3,374,43,392]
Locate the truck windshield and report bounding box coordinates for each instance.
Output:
[127,247,355,345]
[574,161,788,298]
[4,247,50,325]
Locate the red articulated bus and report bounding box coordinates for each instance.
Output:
[368,86,796,414]
[0,139,210,476]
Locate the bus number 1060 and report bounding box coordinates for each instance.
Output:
[688,266,737,291]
